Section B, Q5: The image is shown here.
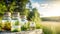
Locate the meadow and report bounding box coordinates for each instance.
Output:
[41,21,60,34]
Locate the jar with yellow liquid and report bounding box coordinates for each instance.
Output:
[2,12,11,31]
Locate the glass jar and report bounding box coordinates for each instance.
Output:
[2,12,11,31]
[11,12,21,32]
[20,15,28,31]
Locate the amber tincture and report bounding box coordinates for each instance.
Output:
[2,12,11,31]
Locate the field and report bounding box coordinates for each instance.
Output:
[41,21,60,34]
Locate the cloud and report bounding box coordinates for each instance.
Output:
[32,2,49,9]
[40,4,49,8]
[31,0,60,17]
[40,3,60,17]
[32,2,40,9]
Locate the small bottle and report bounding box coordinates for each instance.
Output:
[2,12,11,31]
[11,12,21,32]
[30,21,36,30]
[20,15,28,31]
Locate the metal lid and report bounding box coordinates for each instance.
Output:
[12,12,20,17]
[20,15,27,19]
[4,12,11,17]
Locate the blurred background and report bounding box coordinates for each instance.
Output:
[0,0,60,34]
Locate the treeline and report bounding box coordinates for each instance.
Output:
[41,17,60,22]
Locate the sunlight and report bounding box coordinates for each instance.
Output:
[32,2,60,17]
[40,3,60,17]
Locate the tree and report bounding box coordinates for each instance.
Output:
[4,0,11,11]
[31,8,41,22]
[27,8,41,29]
[14,0,29,15]
[32,8,41,29]
[0,0,30,14]
[0,1,7,15]
[27,8,40,21]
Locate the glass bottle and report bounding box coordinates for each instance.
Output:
[30,21,36,30]
[21,15,28,31]
[11,12,21,32]
[2,12,11,31]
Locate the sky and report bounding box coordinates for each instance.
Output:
[30,0,60,17]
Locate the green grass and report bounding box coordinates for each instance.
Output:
[41,21,60,34]
[42,26,53,34]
